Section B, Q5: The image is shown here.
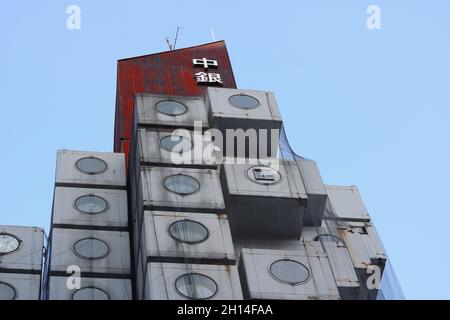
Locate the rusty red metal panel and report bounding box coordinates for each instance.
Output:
[120,139,131,170]
[114,41,237,161]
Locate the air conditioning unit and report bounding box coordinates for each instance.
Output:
[0,273,40,300]
[55,150,126,188]
[0,225,44,272]
[134,93,209,129]
[138,210,235,265]
[142,262,243,300]
[52,187,128,228]
[49,228,130,275]
[48,276,132,300]
[220,160,306,238]
[238,248,340,300]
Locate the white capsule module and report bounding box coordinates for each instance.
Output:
[48,276,132,300]
[238,248,340,300]
[302,227,361,299]
[140,166,225,210]
[49,228,130,275]
[220,159,307,238]
[143,262,243,300]
[0,225,44,272]
[337,223,387,270]
[205,87,282,158]
[0,273,41,300]
[135,128,220,166]
[325,185,371,222]
[55,150,126,187]
[138,210,236,264]
[52,187,128,228]
[134,93,209,128]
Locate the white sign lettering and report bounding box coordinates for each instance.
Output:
[193,58,218,69]
[195,72,223,84]
[193,58,223,85]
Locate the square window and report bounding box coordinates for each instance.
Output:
[253,168,276,181]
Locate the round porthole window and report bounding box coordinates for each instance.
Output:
[75,157,108,175]
[175,273,218,300]
[72,287,110,300]
[160,135,193,153]
[0,233,21,255]
[74,195,109,214]
[228,94,260,110]
[164,174,200,195]
[169,220,209,244]
[314,234,345,245]
[269,259,310,285]
[73,237,110,260]
[0,282,16,300]
[246,166,281,185]
[156,100,187,116]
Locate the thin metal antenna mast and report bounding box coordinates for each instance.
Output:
[172,26,181,50]
[165,26,182,51]
[165,37,173,51]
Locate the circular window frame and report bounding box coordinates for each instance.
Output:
[159,135,193,153]
[313,233,346,245]
[174,272,218,300]
[168,219,210,244]
[155,100,188,116]
[72,237,111,260]
[75,157,108,175]
[228,94,260,110]
[163,173,201,196]
[269,259,311,286]
[0,281,16,300]
[74,194,109,215]
[244,165,282,186]
[0,233,22,256]
[71,286,110,300]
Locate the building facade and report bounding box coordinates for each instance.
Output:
[0,41,403,300]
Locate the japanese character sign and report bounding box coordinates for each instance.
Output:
[193,58,223,85]
[194,72,223,84]
[193,58,218,69]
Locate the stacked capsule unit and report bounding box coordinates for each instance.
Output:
[204,88,341,300]
[321,185,387,299]
[0,225,44,300]
[130,93,243,300]
[44,150,132,300]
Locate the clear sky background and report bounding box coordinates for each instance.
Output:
[1,0,449,299]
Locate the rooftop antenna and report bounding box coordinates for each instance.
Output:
[165,26,182,51]
[172,26,181,50]
[165,37,173,51]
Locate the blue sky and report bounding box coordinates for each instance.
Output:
[1,0,449,299]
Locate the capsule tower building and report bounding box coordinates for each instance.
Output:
[0,41,402,300]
